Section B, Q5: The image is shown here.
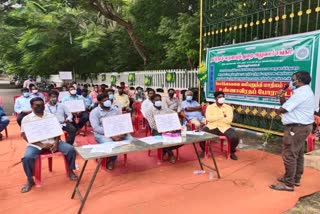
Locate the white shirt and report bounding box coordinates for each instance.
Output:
[141,99,153,117]
[45,103,73,124]
[21,112,58,150]
[282,85,315,125]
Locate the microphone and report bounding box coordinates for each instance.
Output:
[282,84,289,91]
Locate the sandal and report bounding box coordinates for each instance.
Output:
[269,182,294,192]
[69,172,79,181]
[277,177,301,187]
[21,180,35,193]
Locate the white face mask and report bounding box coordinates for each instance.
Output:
[32,89,38,93]
[70,89,77,95]
[217,97,225,104]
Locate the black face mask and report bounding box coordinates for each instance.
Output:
[34,105,44,113]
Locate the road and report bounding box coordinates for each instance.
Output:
[0,84,20,115]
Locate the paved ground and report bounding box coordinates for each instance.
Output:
[0,85,20,115]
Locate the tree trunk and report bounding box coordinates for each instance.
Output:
[187,57,194,69]
[89,0,148,65]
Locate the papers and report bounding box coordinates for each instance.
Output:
[64,100,86,113]
[102,113,134,138]
[81,140,131,153]
[186,131,205,136]
[58,91,70,102]
[154,113,181,133]
[139,136,163,145]
[23,116,64,143]
[59,71,72,80]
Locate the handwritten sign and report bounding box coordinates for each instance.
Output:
[64,100,86,113]
[23,116,63,143]
[102,113,133,137]
[154,113,181,133]
[59,71,72,80]
[58,91,70,102]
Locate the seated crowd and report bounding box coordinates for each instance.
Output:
[8,81,240,194]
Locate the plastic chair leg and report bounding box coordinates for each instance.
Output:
[5,127,8,138]
[157,149,162,165]
[34,157,42,187]
[123,154,127,167]
[48,157,53,172]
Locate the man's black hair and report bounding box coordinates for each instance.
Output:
[48,90,59,97]
[97,93,108,102]
[293,71,311,85]
[214,91,225,98]
[151,94,161,101]
[30,97,44,105]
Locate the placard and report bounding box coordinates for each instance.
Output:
[23,116,64,143]
[154,113,181,133]
[58,91,70,102]
[59,71,73,80]
[102,113,133,137]
[64,100,86,112]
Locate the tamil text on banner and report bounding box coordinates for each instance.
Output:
[205,31,320,109]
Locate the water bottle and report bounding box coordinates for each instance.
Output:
[181,125,187,137]
[238,139,243,149]
[208,172,214,181]
[193,170,206,175]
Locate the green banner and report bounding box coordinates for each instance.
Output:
[110,75,117,84]
[197,61,207,83]
[165,72,176,83]
[205,31,320,108]
[128,73,135,83]
[144,76,152,86]
[101,74,106,81]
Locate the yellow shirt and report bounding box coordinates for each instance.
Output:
[115,94,130,108]
[206,103,233,133]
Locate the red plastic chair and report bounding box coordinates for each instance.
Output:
[33,151,69,187]
[132,102,146,132]
[205,136,231,159]
[306,115,320,152]
[100,154,128,169]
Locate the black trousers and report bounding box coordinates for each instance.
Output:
[151,129,182,153]
[17,112,29,127]
[62,123,77,145]
[201,127,239,153]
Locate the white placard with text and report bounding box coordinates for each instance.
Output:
[64,100,86,113]
[59,71,73,80]
[102,113,133,138]
[154,113,181,133]
[23,116,63,143]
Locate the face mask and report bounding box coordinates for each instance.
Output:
[154,101,162,108]
[34,105,44,113]
[70,90,77,95]
[32,89,38,93]
[119,91,123,95]
[23,92,29,98]
[217,97,225,104]
[94,88,98,92]
[289,80,297,90]
[186,96,193,101]
[50,98,58,104]
[103,100,112,108]
[109,94,114,100]
[112,87,116,90]
[138,89,142,93]
[62,88,67,91]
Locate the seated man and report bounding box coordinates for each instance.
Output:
[0,106,10,140]
[80,88,94,111]
[20,97,78,193]
[181,90,206,129]
[144,94,181,164]
[141,89,155,117]
[107,89,122,113]
[90,94,132,170]
[135,86,146,102]
[62,86,89,131]
[14,88,32,126]
[202,91,239,160]
[164,88,181,112]
[29,84,45,101]
[115,87,131,112]
[45,90,77,145]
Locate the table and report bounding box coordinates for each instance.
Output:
[71,133,221,213]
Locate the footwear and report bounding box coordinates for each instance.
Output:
[269,182,294,192]
[167,151,176,164]
[277,177,301,187]
[69,171,79,181]
[106,161,115,170]
[230,153,238,160]
[199,151,205,158]
[21,180,35,193]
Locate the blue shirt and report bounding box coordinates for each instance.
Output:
[181,100,204,121]
[14,96,32,114]
[80,95,94,108]
[89,105,120,135]
[45,103,73,124]
[282,85,315,125]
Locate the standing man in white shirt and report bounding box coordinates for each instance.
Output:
[45,90,77,145]
[20,97,78,193]
[141,89,155,117]
[270,71,315,192]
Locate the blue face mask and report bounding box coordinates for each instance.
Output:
[289,80,297,90]
[138,89,142,93]
[103,100,112,108]
[109,94,114,100]
[186,96,193,101]
[23,92,29,98]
